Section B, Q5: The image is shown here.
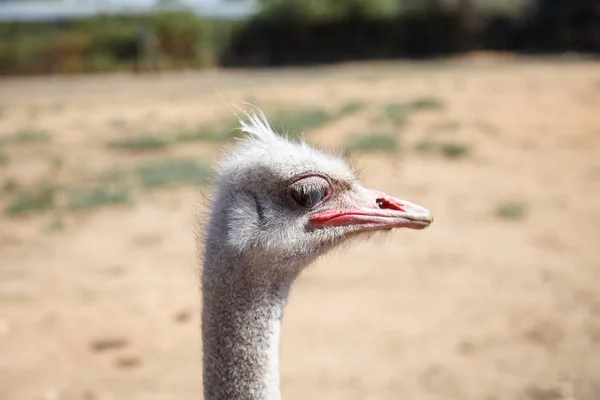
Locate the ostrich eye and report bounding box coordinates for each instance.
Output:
[288,176,331,209]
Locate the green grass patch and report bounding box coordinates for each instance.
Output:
[13,129,50,143]
[338,101,367,116]
[0,146,8,166]
[440,142,471,159]
[136,158,213,189]
[415,138,472,159]
[381,98,444,126]
[107,134,171,151]
[176,129,221,142]
[176,120,239,143]
[406,97,445,111]
[98,167,130,184]
[5,184,58,215]
[69,184,134,211]
[496,202,527,220]
[269,107,331,140]
[1,129,51,144]
[345,133,399,153]
[383,103,408,126]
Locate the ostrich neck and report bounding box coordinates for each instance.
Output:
[202,255,296,400]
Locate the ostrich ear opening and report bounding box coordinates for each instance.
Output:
[308,188,433,232]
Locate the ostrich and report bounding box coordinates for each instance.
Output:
[200,109,433,400]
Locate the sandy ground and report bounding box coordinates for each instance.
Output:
[1,56,599,400]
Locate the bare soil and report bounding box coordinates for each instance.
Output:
[1,56,600,400]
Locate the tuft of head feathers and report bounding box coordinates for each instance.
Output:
[202,107,359,270]
[216,108,355,185]
[237,107,283,145]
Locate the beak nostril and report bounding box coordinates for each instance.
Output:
[376,196,407,212]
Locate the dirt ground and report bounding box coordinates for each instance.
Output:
[1,56,599,400]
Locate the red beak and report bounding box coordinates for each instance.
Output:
[309,188,433,232]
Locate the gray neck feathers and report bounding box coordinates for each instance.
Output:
[202,247,300,400]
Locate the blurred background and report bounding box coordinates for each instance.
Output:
[0,1,599,399]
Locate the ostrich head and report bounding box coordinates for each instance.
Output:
[201,108,434,400]
[204,109,433,279]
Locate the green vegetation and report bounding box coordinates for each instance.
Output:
[137,158,213,189]
[176,120,239,143]
[3,156,213,216]
[268,103,367,139]
[69,184,134,211]
[1,129,51,144]
[496,202,527,220]
[183,104,358,142]
[440,142,471,159]
[269,107,331,140]
[381,97,445,126]
[0,146,8,166]
[107,134,171,151]
[0,0,589,75]
[415,138,472,159]
[406,97,445,111]
[338,101,367,116]
[0,11,215,75]
[383,103,408,126]
[106,107,337,151]
[176,129,223,143]
[5,184,58,215]
[106,118,238,151]
[257,0,404,21]
[345,133,398,153]
[380,97,446,126]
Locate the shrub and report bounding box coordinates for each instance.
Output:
[0,11,217,75]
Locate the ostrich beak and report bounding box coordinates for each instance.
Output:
[309,188,433,232]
